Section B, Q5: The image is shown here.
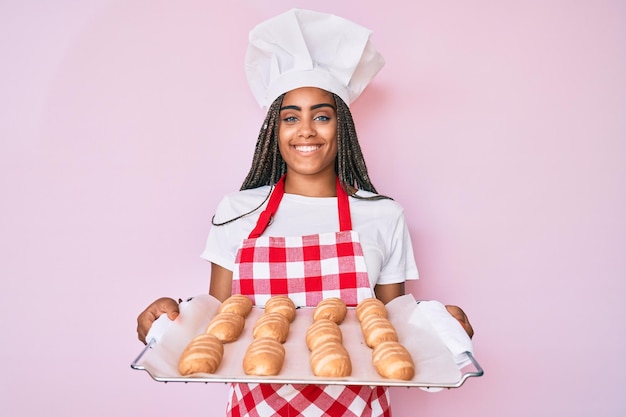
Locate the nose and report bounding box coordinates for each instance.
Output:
[298,119,316,138]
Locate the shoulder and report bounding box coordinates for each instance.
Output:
[213,186,271,222]
[349,190,408,226]
[351,191,405,212]
[221,186,271,203]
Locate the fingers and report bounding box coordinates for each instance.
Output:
[136,318,150,344]
[136,297,180,344]
[152,297,180,320]
[445,305,474,339]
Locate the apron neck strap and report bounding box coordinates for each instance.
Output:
[247,175,352,239]
[247,175,285,239]
[336,176,352,231]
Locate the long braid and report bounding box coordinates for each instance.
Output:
[212,91,389,226]
[211,95,286,226]
[240,94,286,190]
[334,94,389,200]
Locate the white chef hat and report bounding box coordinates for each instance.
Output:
[245,8,385,108]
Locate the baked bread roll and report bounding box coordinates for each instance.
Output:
[264,295,297,322]
[359,314,398,348]
[178,333,224,375]
[356,297,387,322]
[218,294,253,318]
[372,340,415,380]
[312,297,347,324]
[309,341,352,377]
[252,312,290,343]
[305,318,342,351]
[243,336,286,376]
[205,311,245,343]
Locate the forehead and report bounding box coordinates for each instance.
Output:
[282,87,334,106]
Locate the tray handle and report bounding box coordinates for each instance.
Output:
[130,338,156,372]
[455,351,484,387]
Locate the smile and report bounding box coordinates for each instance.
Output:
[293,145,322,153]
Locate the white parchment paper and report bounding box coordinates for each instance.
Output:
[134,294,475,387]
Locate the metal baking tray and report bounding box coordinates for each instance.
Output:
[130,294,483,388]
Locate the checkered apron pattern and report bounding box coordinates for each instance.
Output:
[227,176,392,417]
[232,176,373,308]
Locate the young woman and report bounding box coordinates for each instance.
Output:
[136,9,473,417]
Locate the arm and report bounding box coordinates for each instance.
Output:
[209,262,234,302]
[374,282,405,304]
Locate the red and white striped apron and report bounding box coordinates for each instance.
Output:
[227,175,391,417]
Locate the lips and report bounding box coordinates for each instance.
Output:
[293,145,322,153]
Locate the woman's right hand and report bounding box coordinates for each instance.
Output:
[136,297,180,344]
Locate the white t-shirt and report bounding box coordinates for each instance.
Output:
[201,186,419,289]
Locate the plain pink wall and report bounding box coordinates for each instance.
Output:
[1,1,625,416]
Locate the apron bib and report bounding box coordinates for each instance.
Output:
[227,175,391,417]
[232,175,372,307]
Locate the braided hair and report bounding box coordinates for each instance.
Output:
[212,92,389,226]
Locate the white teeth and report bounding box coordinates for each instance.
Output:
[294,145,321,152]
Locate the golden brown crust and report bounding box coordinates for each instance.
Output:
[178,333,224,375]
[309,341,352,377]
[264,296,297,322]
[372,340,415,380]
[218,294,253,318]
[359,314,398,348]
[312,297,347,324]
[252,312,290,343]
[205,312,245,343]
[305,318,343,351]
[356,297,387,322]
[243,337,286,376]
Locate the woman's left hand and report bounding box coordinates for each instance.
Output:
[445,305,474,338]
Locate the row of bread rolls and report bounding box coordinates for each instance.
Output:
[243,295,296,376]
[307,298,352,377]
[178,294,252,375]
[179,294,416,381]
[356,297,415,381]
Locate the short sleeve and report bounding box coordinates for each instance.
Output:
[200,187,272,271]
[200,196,239,271]
[376,209,419,285]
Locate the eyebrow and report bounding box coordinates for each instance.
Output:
[279,103,336,111]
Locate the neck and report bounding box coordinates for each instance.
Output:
[283,172,337,197]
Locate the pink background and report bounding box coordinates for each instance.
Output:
[1,1,624,416]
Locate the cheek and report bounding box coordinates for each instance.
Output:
[330,136,339,154]
[277,127,289,151]
[324,124,338,147]
[277,140,288,160]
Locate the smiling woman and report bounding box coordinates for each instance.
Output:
[135,8,473,417]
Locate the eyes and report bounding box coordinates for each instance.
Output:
[281,114,333,124]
